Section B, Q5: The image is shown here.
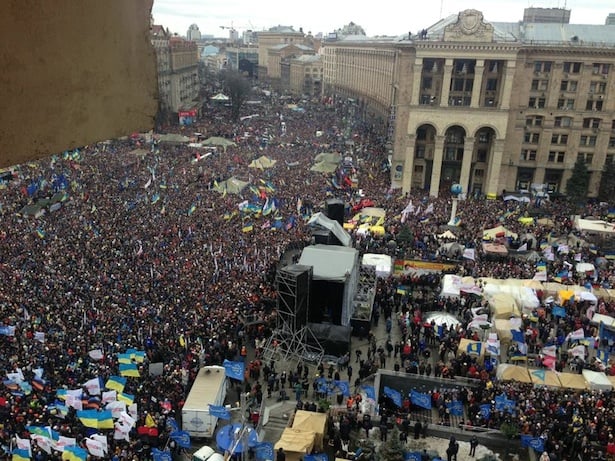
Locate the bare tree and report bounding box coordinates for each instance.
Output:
[220,69,251,122]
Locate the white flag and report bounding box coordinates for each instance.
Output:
[106,400,127,419]
[84,377,101,396]
[91,434,108,454]
[517,243,528,252]
[143,178,152,189]
[85,438,106,458]
[34,332,45,343]
[119,410,136,430]
[462,248,475,261]
[541,345,557,357]
[102,390,117,404]
[88,349,104,361]
[569,344,586,358]
[31,435,52,454]
[15,435,31,456]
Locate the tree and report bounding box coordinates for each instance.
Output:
[565,156,590,207]
[598,157,615,204]
[379,426,405,461]
[220,69,251,122]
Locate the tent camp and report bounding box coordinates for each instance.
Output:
[557,372,589,390]
[210,93,230,102]
[361,254,393,278]
[529,369,561,388]
[157,133,190,144]
[274,428,316,461]
[574,217,615,236]
[213,177,249,195]
[590,313,615,327]
[582,369,613,391]
[291,410,327,451]
[437,230,457,240]
[496,364,532,383]
[248,156,277,169]
[440,274,462,298]
[307,212,352,247]
[457,338,484,361]
[483,225,518,240]
[314,152,342,164]
[310,161,338,173]
[202,137,237,151]
[482,242,508,256]
[488,293,521,319]
[493,319,515,344]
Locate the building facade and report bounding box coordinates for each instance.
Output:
[288,55,323,97]
[168,37,199,113]
[256,26,306,78]
[322,9,615,198]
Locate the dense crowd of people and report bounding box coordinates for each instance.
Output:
[1,80,615,461]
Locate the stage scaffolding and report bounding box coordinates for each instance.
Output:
[261,265,324,365]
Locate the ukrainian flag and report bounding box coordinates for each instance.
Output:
[35,228,46,239]
[97,410,114,429]
[242,223,254,233]
[127,349,146,363]
[119,363,140,377]
[117,353,132,364]
[12,448,30,461]
[62,446,87,461]
[188,204,196,216]
[118,392,135,405]
[466,342,482,355]
[77,410,99,428]
[105,376,127,392]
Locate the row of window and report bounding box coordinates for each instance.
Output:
[531,80,608,94]
[527,116,615,130]
[528,96,604,111]
[523,132,615,147]
[534,61,610,75]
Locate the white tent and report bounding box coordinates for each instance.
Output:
[574,217,615,235]
[307,212,352,247]
[361,254,392,278]
[582,369,613,391]
[440,274,462,298]
[576,262,596,273]
[590,313,615,327]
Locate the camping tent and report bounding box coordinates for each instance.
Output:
[496,364,532,383]
[210,93,230,102]
[482,242,508,256]
[457,338,484,361]
[440,274,462,299]
[574,217,615,235]
[157,134,190,144]
[291,410,327,451]
[529,369,561,388]
[488,293,521,319]
[213,177,249,195]
[307,212,352,247]
[582,369,613,391]
[202,137,237,151]
[437,230,457,240]
[310,161,338,173]
[483,225,518,240]
[424,312,461,328]
[361,254,393,278]
[493,319,515,344]
[558,372,589,390]
[249,156,277,169]
[314,152,342,164]
[274,428,316,461]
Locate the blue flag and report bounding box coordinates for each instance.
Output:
[304,454,328,461]
[466,342,482,355]
[403,452,422,461]
[166,417,179,432]
[361,385,375,400]
[446,400,464,416]
[209,404,231,420]
[333,380,350,397]
[383,386,402,407]
[254,442,274,461]
[511,329,525,343]
[410,390,432,410]
[479,404,491,420]
[170,430,191,448]
[223,359,245,382]
[152,448,173,461]
[521,435,545,453]
[552,306,566,318]
[0,325,16,336]
[597,349,609,364]
[495,394,516,413]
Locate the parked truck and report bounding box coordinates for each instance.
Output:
[182,365,228,438]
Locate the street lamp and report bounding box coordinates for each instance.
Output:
[448,183,462,226]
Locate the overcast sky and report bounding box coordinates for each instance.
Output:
[152,0,614,37]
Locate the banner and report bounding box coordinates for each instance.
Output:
[410,390,432,410]
[304,454,329,461]
[152,448,173,461]
[510,329,525,343]
[446,400,464,416]
[209,404,231,420]
[479,404,491,420]
[223,360,245,382]
[394,260,457,273]
[333,380,350,397]
[169,430,191,448]
[360,385,375,400]
[383,386,402,407]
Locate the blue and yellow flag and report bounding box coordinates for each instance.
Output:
[242,223,254,233]
[97,410,114,429]
[119,363,140,378]
[126,348,146,363]
[12,448,30,461]
[62,446,88,461]
[118,392,135,405]
[105,376,127,392]
[188,203,197,216]
[466,342,482,355]
[76,410,99,428]
[117,353,132,364]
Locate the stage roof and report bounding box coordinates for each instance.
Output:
[298,244,358,282]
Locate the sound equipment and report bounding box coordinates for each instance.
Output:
[325,199,345,226]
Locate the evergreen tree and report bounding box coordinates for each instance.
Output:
[598,158,615,204]
[378,427,405,461]
[397,225,413,244]
[220,69,251,122]
[565,156,590,207]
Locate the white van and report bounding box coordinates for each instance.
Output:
[192,445,225,461]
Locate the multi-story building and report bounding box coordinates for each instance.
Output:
[151,26,200,116]
[322,8,615,198]
[256,26,306,78]
[168,37,199,113]
[187,23,201,41]
[287,55,323,97]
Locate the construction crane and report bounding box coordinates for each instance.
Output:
[219,23,236,32]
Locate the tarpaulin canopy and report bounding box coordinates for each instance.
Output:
[457,338,484,361]
[291,410,327,451]
[307,212,352,247]
[482,242,509,256]
[202,136,237,151]
[157,134,190,143]
[361,253,392,278]
[213,177,249,195]
[558,372,589,390]
[529,369,561,388]
[489,293,521,319]
[496,364,532,383]
[274,428,316,461]
[310,161,338,173]
[437,230,457,240]
[424,312,461,328]
[582,369,613,391]
[314,152,342,164]
[210,93,229,101]
[249,155,277,169]
[574,217,615,235]
[590,313,615,327]
[298,245,358,282]
[483,225,518,240]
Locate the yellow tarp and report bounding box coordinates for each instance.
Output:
[274,428,316,461]
[529,369,561,388]
[291,410,327,451]
[496,364,532,383]
[489,293,521,319]
[457,338,484,361]
[558,372,589,390]
[559,290,575,303]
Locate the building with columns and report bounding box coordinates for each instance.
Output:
[322,9,615,198]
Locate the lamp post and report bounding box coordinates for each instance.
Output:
[447,183,462,226]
